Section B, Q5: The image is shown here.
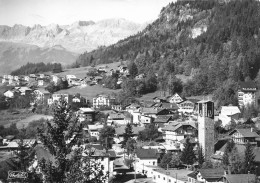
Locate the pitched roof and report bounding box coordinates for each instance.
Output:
[109,113,126,119]
[115,125,145,135]
[141,107,159,114]
[221,106,241,116]
[162,121,197,132]
[229,128,260,138]
[153,115,172,123]
[239,81,257,90]
[225,174,256,183]
[199,168,224,180]
[136,148,158,159]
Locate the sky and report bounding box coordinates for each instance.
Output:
[0,0,174,26]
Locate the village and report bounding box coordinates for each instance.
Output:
[0,62,259,183]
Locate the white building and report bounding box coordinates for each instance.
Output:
[151,168,192,183]
[135,149,158,174]
[92,95,115,108]
[169,93,183,104]
[238,81,257,108]
[4,90,16,98]
[218,106,241,127]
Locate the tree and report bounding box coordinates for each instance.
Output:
[222,140,235,168]
[180,139,196,165]
[169,153,181,168]
[159,152,173,169]
[243,141,255,174]
[137,123,161,141]
[167,74,183,95]
[99,125,115,149]
[126,138,136,156]
[37,99,82,182]
[198,145,205,168]
[121,123,133,148]
[229,147,243,174]
[128,61,138,78]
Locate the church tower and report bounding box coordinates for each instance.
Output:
[198,100,215,161]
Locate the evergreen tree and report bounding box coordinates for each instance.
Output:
[39,100,82,183]
[198,145,205,168]
[180,139,196,165]
[222,140,235,168]
[128,61,138,78]
[99,125,115,149]
[125,138,136,156]
[243,141,256,174]
[121,123,133,148]
[159,152,173,169]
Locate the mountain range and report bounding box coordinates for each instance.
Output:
[0,19,147,74]
[0,19,147,53]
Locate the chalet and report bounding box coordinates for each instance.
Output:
[1,78,7,83]
[34,88,51,104]
[118,65,128,74]
[23,76,30,82]
[229,128,260,145]
[78,108,95,123]
[83,124,104,140]
[218,106,241,127]
[152,97,166,103]
[238,81,257,108]
[168,93,183,104]
[151,102,179,112]
[135,73,145,80]
[92,95,115,109]
[187,168,224,183]
[107,112,130,125]
[93,76,103,84]
[135,149,158,174]
[7,75,14,80]
[153,115,172,128]
[51,75,60,85]
[4,90,16,98]
[162,121,197,144]
[178,99,199,114]
[52,93,73,104]
[69,78,81,86]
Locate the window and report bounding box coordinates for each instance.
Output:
[158,175,160,178]
[163,177,165,180]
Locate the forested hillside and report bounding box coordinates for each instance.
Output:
[75,0,260,107]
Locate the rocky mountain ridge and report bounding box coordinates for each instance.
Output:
[0,19,146,53]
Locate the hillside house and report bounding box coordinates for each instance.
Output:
[153,115,172,128]
[162,121,197,145]
[92,95,115,109]
[51,75,60,85]
[34,89,51,105]
[52,93,73,104]
[178,99,199,114]
[238,81,257,108]
[135,148,158,174]
[218,106,241,127]
[169,93,183,104]
[125,103,141,124]
[4,90,17,98]
[23,76,30,82]
[229,128,260,145]
[83,124,104,140]
[14,76,20,81]
[78,108,95,123]
[16,87,32,96]
[107,112,130,126]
